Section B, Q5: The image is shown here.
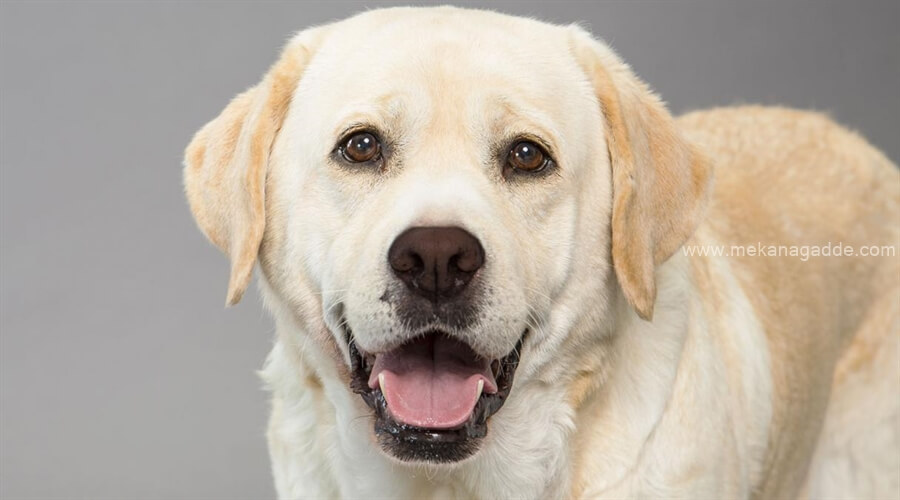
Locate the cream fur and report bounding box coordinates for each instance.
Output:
[184,7,900,499]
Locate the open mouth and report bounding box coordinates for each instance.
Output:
[348,329,525,463]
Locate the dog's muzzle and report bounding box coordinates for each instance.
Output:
[342,225,526,463]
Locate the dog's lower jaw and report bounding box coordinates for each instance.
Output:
[262,334,575,500]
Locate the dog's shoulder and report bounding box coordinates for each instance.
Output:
[680,105,897,330]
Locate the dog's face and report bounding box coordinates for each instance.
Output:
[185,7,710,465]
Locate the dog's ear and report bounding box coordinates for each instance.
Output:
[184,30,324,306]
[569,27,713,320]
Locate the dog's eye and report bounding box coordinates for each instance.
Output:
[508,141,549,173]
[341,132,381,163]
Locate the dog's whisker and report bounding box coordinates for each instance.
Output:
[523,285,556,306]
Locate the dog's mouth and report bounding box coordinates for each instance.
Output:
[348,328,525,463]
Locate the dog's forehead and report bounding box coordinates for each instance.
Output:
[297,8,593,144]
[323,7,573,69]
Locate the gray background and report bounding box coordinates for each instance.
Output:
[1,0,897,498]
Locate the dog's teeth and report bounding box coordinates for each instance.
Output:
[378,373,386,392]
[476,379,484,399]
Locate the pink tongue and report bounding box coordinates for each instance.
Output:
[368,334,497,429]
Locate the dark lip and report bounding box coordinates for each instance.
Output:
[347,327,526,463]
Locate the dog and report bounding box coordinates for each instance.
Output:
[183,7,899,499]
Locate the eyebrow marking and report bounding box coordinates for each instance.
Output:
[487,94,563,158]
[329,92,407,141]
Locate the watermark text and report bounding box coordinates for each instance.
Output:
[682,242,896,261]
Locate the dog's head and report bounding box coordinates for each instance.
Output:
[184,7,710,464]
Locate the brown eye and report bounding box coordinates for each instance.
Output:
[341,132,381,163]
[508,141,548,172]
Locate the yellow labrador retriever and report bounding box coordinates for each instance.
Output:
[184,7,899,499]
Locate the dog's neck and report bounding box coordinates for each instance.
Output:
[564,257,695,496]
[260,256,697,499]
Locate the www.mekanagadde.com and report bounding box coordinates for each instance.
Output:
[682,242,897,262]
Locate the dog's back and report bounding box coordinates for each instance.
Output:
[680,106,899,498]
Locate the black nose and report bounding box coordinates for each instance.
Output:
[388,226,485,300]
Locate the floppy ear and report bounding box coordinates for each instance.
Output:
[569,27,713,320]
[184,31,323,306]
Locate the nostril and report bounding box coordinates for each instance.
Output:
[453,247,483,274]
[392,250,423,274]
[447,255,460,275]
